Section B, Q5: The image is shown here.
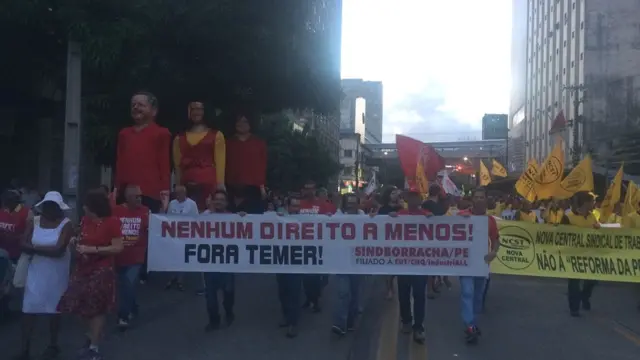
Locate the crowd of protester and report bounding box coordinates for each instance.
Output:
[1,177,639,358]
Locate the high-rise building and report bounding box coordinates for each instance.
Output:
[510,0,640,170]
[340,78,383,144]
[482,114,508,140]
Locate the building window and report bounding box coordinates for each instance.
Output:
[571,60,574,68]
[573,2,576,9]
[580,21,584,29]
[572,31,575,38]
[555,74,559,80]
[563,68,566,74]
[556,48,559,54]
[580,52,584,59]
[343,149,353,158]
[564,40,567,47]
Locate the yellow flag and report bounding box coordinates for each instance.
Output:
[491,159,508,177]
[554,155,594,199]
[534,140,565,200]
[600,164,624,222]
[479,161,492,186]
[515,159,538,202]
[416,159,429,195]
[622,180,639,216]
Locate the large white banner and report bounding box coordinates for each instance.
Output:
[147,214,490,276]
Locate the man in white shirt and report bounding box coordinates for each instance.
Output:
[167,185,199,216]
[165,185,198,291]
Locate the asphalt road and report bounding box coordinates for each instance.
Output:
[1,274,638,360]
[0,273,375,360]
[375,275,640,360]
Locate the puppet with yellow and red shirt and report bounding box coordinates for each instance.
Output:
[173,102,226,211]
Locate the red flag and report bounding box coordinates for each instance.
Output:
[396,135,445,186]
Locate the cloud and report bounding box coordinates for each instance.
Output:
[383,88,482,143]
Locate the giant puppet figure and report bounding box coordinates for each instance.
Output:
[226,113,268,214]
[116,92,172,213]
[172,102,226,210]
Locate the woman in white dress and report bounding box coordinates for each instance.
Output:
[15,191,73,360]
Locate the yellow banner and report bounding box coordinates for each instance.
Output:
[533,140,565,199]
[555,155,594,199]
[479,160,492,186]
[600,164,623,222]
[491,220,640,283]
[515,159,538,202]
[491,159,508,177]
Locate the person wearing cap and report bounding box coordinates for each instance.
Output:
[0,190,32,263]
[57,190,124,359]
[15,191,73,360]
[388,189,432,344]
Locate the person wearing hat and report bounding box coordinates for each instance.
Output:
[15,191,73,360]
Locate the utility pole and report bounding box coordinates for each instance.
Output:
[63,41,83,221]
[564,84,587,166]
[354,133,361,190]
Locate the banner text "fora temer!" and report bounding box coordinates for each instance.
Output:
[160,220,473,241]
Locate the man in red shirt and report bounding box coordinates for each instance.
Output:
[0,190,31,262]
[389,189,431,344]
[457,187,499,344]
[298,180,334,313]
[115,92,171,214]
[112,185,149,330]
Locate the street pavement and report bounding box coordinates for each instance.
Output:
[375,275,640,360]
[1,274,639,360]
[0,273,378,360]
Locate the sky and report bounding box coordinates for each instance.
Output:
[341,0,512,143]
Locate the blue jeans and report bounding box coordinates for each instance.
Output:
[459,276,487,327]
[117,264,142,320]
[203,273,235,324]
[276,274,302,326]
[332,275,361,330]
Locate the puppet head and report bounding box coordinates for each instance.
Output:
[188,102,205,123]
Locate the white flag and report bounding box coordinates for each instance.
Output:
[364,173,378,195]
[442,172,461,196]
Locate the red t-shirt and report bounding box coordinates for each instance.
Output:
[77,216,123,272]
[299,199,335,215]
[397,208,432,216]
[0,206,30,259]
[457,210,499,249]
[112,205,149,267]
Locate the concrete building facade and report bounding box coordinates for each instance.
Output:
[511,0,640,170]
[340,78,383,144]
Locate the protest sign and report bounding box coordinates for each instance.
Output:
[491,220,640,283]
[147,214,490,276]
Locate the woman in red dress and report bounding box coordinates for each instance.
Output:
[57,190,123,360]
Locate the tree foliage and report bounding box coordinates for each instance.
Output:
[0,0,341,165]
[259,113,341,191]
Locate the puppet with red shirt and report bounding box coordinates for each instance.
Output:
[115,92,171,213]
[226,114,267,214]
[0,190,31,262]
[173,102,225,211]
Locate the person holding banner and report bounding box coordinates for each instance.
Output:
[560,191,599,317]
[276,197,304,338]
[457,187,499,344]
[543,199,565,224]
[165,185,200,291]
[389,189,431,344]
[514,200,539,223]
[201,190,237,331]
[112,185,149,331]
[299,180,333,313]
[331,193,364,336]
[377,186,403,300]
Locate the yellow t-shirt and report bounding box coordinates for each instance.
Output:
[517,210,538,223]
[566,212,598,228]
[621,212,640,228]
[544,209,565,225]
[607,213,622,224]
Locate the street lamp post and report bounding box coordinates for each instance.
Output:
[564,84,587,167]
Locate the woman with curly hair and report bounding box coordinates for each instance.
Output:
[57,190,123,360]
